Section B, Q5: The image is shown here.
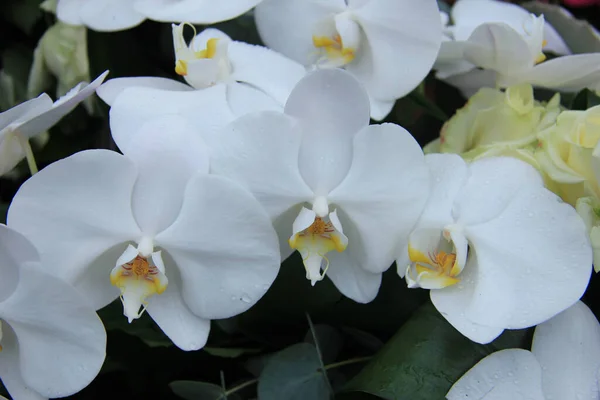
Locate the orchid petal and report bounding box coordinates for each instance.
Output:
[464,23,533,77]
[453,157,543,226]
[56,0,83,25]
[109,85,235,152]
[442,69,498,98]
[0,94,54,176]
[0,267,106,398]
[134,0,262,24]
[146,254,211,351]
[446,349,545,400]
[451,0,570,55]
[79,0,145,31]
[274,205,306,261]
[452,0,536,39]
[73,244,125,310]
[369,97,395,122]
[228,41,306,107]
[463,185,591,330]
[226,82,282,117]
[210,111,313,219]
[155,174,280,320]
[349,0,442,100]
[326,249,382,304]
[532,301,600,400]
[0,225,32,302]
[286,69,370,196]
[254,0,347,65]
[0,94,52,132]
[8,150,141,284]
[512,53,600,93]
[0,326,46,400]
[420,154,469,227]
[126,115,209,236]
[330,123,429,273]
[431,253,505,344]
[17,71,108,138]
[96,77,192,106]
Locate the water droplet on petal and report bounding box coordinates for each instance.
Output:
[241,294,252,303]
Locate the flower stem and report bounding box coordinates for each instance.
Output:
[324,356,372,370]
[17,134,38,175]
[224,379,258,396]
[306,313,335,398]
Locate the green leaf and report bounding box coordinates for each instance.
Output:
[170,381,241,400]
[569,89,600,111]
[343,302,531,400]
[0,204,7,224]
[234,252,342,344]
[98,299,172,348]
[0,0,43,35]
[340,327,384,353]
[407,88,449,122]
[303,324,343,364]
[437,0,451,15]
[258,343,330,400]
[203,347,262,358]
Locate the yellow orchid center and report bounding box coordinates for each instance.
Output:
[196,38,219,59]
[175,38,220,77]
[110,252,168,322]
[312,34,355,66]
[406,240,462,290]
[535,39,548,64]
[289,215,348,286]
[175,60,188,76]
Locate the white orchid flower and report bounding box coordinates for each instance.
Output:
[447,301,600,399]
[399,154,592,344]
[437,0,600,96]
[0,71,107,176]
[210,69,430,303]
[56,0,262,32]
[7,114,281,351]
[0,224,106,399]
[253,0,443,121]
[96,25,305,148]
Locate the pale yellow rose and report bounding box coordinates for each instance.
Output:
[28,22,91,112]
[438,83,561,154]
[536,105,600,206]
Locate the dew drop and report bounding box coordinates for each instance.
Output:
[241,294,252,303]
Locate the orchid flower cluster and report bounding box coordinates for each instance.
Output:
[0,0,599,398]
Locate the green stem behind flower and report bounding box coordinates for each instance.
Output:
[17,133,38,175]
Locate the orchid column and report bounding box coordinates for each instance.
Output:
[211,69,430,303]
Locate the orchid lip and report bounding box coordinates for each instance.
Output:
[405,227,468,290]
[289,208,348,285]
[110,244,168,322]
